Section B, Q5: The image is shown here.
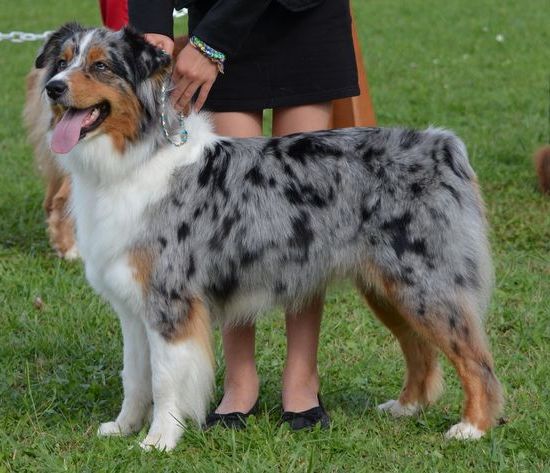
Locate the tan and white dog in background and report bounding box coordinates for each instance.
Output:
[24,67,77,259]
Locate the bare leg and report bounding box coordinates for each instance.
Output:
[272,103,331,412]
[283,297,323,411]
[212,111,263,414]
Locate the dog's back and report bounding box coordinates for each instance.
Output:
[142,126,491,326]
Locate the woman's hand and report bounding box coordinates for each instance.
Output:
[144,33,174,55]
[171,43,219,112]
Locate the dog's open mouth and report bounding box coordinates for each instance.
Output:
[51,102,110,154]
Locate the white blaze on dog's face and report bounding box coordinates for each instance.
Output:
[35,23,171,154]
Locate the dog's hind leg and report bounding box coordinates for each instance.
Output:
[360,287,443,417]
[140,300,214,452]
[372,280,503,439]
[98,309,152,437]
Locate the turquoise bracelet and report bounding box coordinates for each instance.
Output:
[189,35,226,74]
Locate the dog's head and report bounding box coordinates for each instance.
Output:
[36,23,171,154]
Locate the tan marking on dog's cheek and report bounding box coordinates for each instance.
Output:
[129,248,155,294]
[51,105,65,126]
[67,72,142,153]
[170,299,214,365]
[102,91,142,153]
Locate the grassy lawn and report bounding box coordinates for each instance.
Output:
[1,0,549,471]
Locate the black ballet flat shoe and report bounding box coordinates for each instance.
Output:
[204,400,259,430]
[281,396,330,431]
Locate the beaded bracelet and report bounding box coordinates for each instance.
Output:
[189,35,226,74]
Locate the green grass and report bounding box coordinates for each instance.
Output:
[1,0,549,471]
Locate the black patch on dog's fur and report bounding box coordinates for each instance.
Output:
[441,182,461,204]
[410,182,423,195]
[244,166,265,187]
[400,129,422,149]
[360,199,380,224]
[35,22,85,69]
[287,136,343,162]
[363,147,385,162]
[288,212,315,263]
[380,212,429,259]
[240,249,263,268]
[284,184,304,205]
[121,27,171,83]
[177,222,190,242]
[186,254,196,278]
[208,264,239,300]
[198,147,217,187]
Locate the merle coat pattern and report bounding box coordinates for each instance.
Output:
[35,24,503,450]
[145,128,489,333]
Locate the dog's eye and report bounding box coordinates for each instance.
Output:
[57,59,67,71]
[93,62,108,71]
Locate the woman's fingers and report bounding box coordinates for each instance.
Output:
[194,81,214,112]
[174,81,202,111]
[171,44,219,110]
[143,33,174,55]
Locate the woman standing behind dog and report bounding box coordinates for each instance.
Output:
[129,0,359,430]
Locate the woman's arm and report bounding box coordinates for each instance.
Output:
[129,0,274,111]
[190,0,272,58]
[129,0,175,38]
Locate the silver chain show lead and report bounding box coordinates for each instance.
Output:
[160,81,188,147]
[0,10,187,44]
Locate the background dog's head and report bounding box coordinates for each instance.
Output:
[35,23,171,154]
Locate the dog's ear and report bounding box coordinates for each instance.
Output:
[35,22,85,69]
[121,26,172,83]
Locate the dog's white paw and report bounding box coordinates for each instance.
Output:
[139,432,179,452]
[377,399,420,417]
[445,421,484,440]
[98,421,125,437]
[63,245,80,260]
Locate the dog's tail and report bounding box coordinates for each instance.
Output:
[534,145,550,194]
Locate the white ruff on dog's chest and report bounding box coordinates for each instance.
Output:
[64,118,215,302]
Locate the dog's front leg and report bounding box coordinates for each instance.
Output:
[98,310,152,437]
[140,300,214,452]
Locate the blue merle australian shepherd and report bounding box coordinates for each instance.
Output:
[34,23,503,450]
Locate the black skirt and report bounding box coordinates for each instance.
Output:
[191,0,360,112]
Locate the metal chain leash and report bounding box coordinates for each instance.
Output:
[0,9,188,44]
[0,31,53,43]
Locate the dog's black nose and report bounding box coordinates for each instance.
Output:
[46,80,68,100]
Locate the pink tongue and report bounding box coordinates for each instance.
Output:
[51,108,93,154]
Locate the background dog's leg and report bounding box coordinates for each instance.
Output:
[360,288,443,417]
[98,310,152,437]
[140,301,213,452]
[47,177,78,259]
